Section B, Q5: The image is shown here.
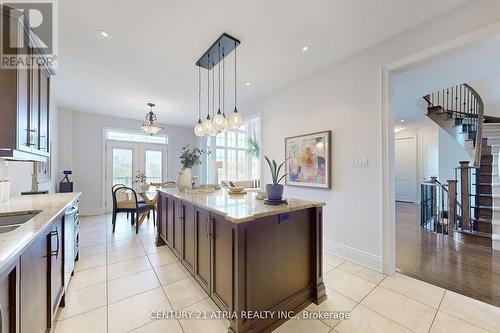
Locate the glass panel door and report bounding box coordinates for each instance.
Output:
[145,150,163,184]
[112,148,134,187]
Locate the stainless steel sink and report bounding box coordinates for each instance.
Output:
[0,211,41,234]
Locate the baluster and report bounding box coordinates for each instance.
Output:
[459,161,470,231]
[448,180,457,237]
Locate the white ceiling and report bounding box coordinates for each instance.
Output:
[55,0,469,127]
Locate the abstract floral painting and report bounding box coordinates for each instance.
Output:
[285,131,331,188]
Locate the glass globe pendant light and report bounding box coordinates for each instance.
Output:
[194,67,205,137]
[213,44,226,131]
[229,41,242,129]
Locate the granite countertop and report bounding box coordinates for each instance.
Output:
[0,192,81,273]
[158,188,325,223]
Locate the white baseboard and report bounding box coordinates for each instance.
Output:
[324,239,382,272]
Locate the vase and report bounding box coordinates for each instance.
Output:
[176,168,192,190]
[266,184,284,201]
[141,183,150,192]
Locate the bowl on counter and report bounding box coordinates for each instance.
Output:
[228,187,245,194]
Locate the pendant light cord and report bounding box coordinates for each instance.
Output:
[234,41,237,109]
[212,59,215,117]
[198,66,201,120]
[222,48,225,116]
[218,43,221,112]
[207,55,210,119]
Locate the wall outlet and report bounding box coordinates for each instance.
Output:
[351,158,368,167]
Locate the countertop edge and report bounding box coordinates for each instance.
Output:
[158,189,326,223]
[0,192,81,275]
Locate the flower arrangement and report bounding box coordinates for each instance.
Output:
[135,171,147,183]
[180,145,209,169]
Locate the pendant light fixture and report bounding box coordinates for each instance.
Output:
[141,103,164,135]
[229,40,242,129]
[202,55,214,133]
[194,66,205,137]
[194,33,240,136]
[213,43,226,131]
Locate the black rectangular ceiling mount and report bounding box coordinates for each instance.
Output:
[196,33,240,70]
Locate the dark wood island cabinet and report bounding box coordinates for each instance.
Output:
[156,188,326,333]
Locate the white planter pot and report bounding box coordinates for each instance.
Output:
[176,168,192,190]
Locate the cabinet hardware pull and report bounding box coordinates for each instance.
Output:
[50,228,59,259]
[206,218,210,238]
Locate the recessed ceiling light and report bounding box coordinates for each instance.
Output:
[302,46,309,52]
[400,119,405,122]
[245,82,252,87]
[97,29,111,38]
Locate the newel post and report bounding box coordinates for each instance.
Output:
[459,161,470,231]
[447,180,457,237]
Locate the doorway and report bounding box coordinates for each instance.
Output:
[105,140,168,211]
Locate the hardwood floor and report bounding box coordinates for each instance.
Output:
[396,201,500,307]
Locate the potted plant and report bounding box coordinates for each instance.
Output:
[264,156,288,201]
[134,171,149,192]
[177,145,208,189]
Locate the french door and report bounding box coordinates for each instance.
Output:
[106,140,168,211]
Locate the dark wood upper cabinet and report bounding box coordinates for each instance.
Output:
[0,5,53,161]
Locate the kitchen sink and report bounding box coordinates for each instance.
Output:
[0,211,41,234]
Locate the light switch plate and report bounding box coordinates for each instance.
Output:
[351,158,368,167]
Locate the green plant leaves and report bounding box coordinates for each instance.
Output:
[264,156,288,185]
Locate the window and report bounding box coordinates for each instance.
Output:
[106,129,168,144]
[206,117,260,183]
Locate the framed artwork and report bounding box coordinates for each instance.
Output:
[285,130,331,189]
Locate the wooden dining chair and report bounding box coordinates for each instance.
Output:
[112,186,155,233]
[112,184,130,219]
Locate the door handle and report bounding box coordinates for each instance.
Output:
[50,228,59,259]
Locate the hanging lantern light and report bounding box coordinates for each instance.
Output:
[141,103,164,135]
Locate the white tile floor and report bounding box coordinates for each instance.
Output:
[53,214,500,333]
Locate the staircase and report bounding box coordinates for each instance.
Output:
[423,84,500,250]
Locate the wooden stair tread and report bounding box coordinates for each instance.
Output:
[457,229,491,238]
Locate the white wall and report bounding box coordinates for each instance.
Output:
[438,128,471,182]
[57,108,197,214]
[253,0,500,271]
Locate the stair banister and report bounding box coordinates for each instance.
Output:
[463,84,484,167]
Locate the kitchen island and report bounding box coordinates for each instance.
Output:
[156,188,326,333]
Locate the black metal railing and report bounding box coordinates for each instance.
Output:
[423,84,484,167]
[421,180,450,234]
